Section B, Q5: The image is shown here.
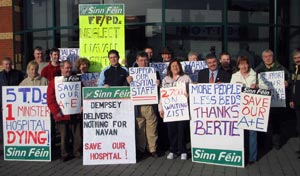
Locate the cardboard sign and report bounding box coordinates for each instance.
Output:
[237,87,271,132]
[83,87,136,165]
[129,67,158,105]
[81,72,101,87]
[79,4,125,72]
[189,83,244,167]
[161,84,189,122]
[181,61,207,82]
[258,71,286,107]
[54,75,82,115]
[150,62,169,81]
[2,86,51,161]
[59,48,80,72]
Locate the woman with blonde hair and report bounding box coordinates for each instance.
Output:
[20,60,48,86]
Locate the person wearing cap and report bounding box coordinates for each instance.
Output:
[160,47,173,62]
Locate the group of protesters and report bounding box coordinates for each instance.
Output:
[0,46,299,164]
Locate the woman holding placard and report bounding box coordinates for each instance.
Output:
[230,55,257,165]
[159,60,192,160]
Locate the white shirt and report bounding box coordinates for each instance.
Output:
[230,68,256,87]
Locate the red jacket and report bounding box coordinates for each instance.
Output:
[41,63,61,81]
[47,79,71,121]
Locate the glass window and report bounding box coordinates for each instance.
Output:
[286,27,300,68]
[278,0,300,26]
[165,25,222,61]
[57,29,79,48]
[228,26,270,68]
[32,31,54,49]
[165,0,224,22]
[125,24,162,66]
[55,0,79,27]
[228,0,270,23]
[25,0,53,29]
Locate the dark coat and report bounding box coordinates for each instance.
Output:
[254,61,289,81]
[290,65,300,110]
[0,69,24,107]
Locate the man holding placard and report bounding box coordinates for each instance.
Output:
[47,60,82,161]
[255,49,290,150]
[127,52,160,159]
[0,57,24,152]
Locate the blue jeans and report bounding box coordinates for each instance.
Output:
[249,130,257,162]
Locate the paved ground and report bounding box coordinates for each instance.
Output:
[1,119,300,176]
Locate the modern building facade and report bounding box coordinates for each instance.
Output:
[0,0,300,71]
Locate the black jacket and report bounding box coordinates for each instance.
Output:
[0,69,24,106]
[104,64,129,86]
[290,65,300,110]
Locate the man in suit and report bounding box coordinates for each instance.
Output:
[197,54,230,83]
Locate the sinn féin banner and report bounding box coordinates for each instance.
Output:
[189,83,244,167]
[83,87,135,165]
[79,4,125,72]
[2,86,51,161]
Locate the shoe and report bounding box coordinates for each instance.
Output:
[167,152,176,159]
[181,153,187,160]
[151,152,158,158]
